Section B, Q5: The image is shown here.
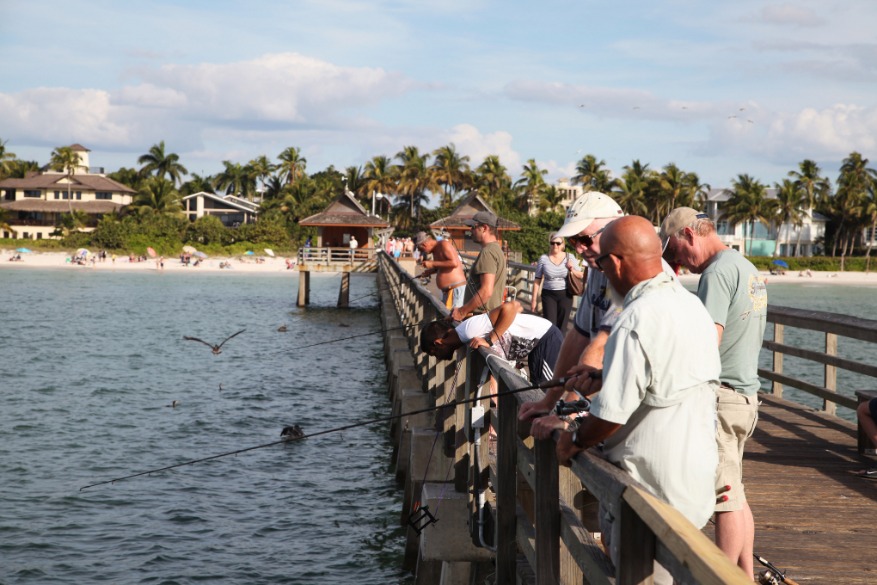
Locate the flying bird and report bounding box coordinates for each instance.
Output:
[183,329,246,354]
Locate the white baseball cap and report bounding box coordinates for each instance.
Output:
[554,191,623,238]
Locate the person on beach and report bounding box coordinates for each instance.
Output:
[552,216,720,584]
[530,232,584,331]
[414,231,466,310]
[660,206,767,580]
[450,211,507,321]
[421,300,563,386]
[518,192,625,424]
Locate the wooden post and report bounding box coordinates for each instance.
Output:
[534,434,560,584]
[824,332,837,415]
[495,373,517,585]
[337,271,350,307]
[618,495,655,585]
[296,270,310,307]
[772,323,784,398]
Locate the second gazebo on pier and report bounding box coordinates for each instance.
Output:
[428,193,520,257]
[297,189,391,307]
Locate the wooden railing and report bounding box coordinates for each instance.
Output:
[378,251,749,584]
[296,246,379,272]
[761,306,877,415]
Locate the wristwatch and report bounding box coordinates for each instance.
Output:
[570,424,587,449]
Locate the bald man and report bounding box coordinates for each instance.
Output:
[552,216,721,583]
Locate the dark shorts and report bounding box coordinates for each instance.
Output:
[527,325,563,386]
[870,397,877,421]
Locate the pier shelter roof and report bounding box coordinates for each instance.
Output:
[428,193,519,253]
[299,190,390,229]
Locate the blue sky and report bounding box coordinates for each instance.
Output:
[2,0,876,193]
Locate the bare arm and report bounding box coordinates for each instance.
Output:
[452,273,496,320]
[422,241,462,271]
[556,415,622,465]
[518,327,588,420]
[715,323,724,345]
[565,329,608,396]
[530,278,543,312]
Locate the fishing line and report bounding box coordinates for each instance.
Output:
[284,323,419,352]
[79,376,571,491]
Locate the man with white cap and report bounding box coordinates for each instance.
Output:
[450,210,507,321]
[519,192,625,421]
[660,206,767,580]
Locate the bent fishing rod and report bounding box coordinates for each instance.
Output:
[80,375,578,491]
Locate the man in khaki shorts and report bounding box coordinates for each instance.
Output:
[414,231,466,309]
[661,207,767,580]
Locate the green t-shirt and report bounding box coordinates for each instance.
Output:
[465,241,507,314]
[697,249,767,396]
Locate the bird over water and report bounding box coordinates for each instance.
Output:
[183,329,246,354]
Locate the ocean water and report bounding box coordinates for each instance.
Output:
[0,269,410,585]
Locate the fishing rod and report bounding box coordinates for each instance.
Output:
[79,376,575,491]
[706,516,800,585]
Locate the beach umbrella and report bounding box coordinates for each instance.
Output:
[182,245,197,254]
[264,248,275,257]
[15,247,32,253]
[245,250,255,256]
[147,247,157,258]
[75,248,90,258]
[194,251,208,259]
[773,259,789,268]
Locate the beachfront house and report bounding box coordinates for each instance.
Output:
[182,191,259,227]
[0,144,135,240]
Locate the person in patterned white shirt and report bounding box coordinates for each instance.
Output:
[420,300,562,385]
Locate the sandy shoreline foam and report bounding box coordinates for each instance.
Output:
[4,249,877,285]
[0,250,296,274]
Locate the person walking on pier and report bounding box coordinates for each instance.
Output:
[450,211,507,321]
[519,192,624,422]
[661,207,767,580]
[421,300,562,386]
[414,231,466,310]
[555,216,720,584]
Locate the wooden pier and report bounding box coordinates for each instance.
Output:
[376,251,877,584]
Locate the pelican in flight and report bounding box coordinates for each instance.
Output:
[183,329,246,354]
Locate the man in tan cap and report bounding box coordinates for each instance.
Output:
[660,206,767,580]
[414,231,466,309]
[450,211,507,321]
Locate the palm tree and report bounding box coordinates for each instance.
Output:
[179,173,215,196]
[861,181,877,272]
[248,155,276,201]
[724,174,771,256]
[514,159,548,214]
[616,160,652,218]
[214,161,255,199]
[788,159,831,256]
[362,155,399,212]
[773,179,806,257]
[572,154,609,192]
[395,145,432,219]
[50,145,86,216]
[834,152,876,263]
[137,141,188,185]
[0,137,17,179]
[474,155,511,206]
[277,147,307,186]
[0,207,15,237]
[539,185,565,214]
[133,176,183,215]
[430,144,472,208]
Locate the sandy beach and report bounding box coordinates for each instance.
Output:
[0,250,296,274]
[4,249,877,286]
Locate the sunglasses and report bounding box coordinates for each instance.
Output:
[550,241,563,246]
[567,225,607,248]
[594,252,616,272]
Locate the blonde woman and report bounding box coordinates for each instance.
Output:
[529,233,584,331]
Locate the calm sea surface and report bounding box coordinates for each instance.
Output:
[0,269,410,584]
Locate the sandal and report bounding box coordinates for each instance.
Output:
[853,468,877,479]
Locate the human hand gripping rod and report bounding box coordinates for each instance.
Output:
[79,376,573,491]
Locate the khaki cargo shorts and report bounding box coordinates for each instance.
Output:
[715,386,759,512]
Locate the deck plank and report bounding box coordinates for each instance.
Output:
[706,393,877,584]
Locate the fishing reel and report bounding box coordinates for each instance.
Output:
[555,398,590,415]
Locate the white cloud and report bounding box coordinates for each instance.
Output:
[440,124,521,172]
[757,4,825,28]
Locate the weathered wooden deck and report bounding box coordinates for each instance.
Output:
[702,393,877,584]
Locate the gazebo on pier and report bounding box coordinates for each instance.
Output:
[297,190,391,307]
[428,193,520,255]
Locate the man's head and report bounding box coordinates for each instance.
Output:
[414,231,436,255]
[420,320,462,360]
[659,207,721,274]
[594,215,663,297]
[554,191,624,267]
[463,211,499,244]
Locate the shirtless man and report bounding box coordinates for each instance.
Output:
[414,231,466,309]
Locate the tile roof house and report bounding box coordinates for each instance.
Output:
[0,144,135,240]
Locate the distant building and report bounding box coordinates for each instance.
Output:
[182,191,259,227]
[0,144,135,240]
